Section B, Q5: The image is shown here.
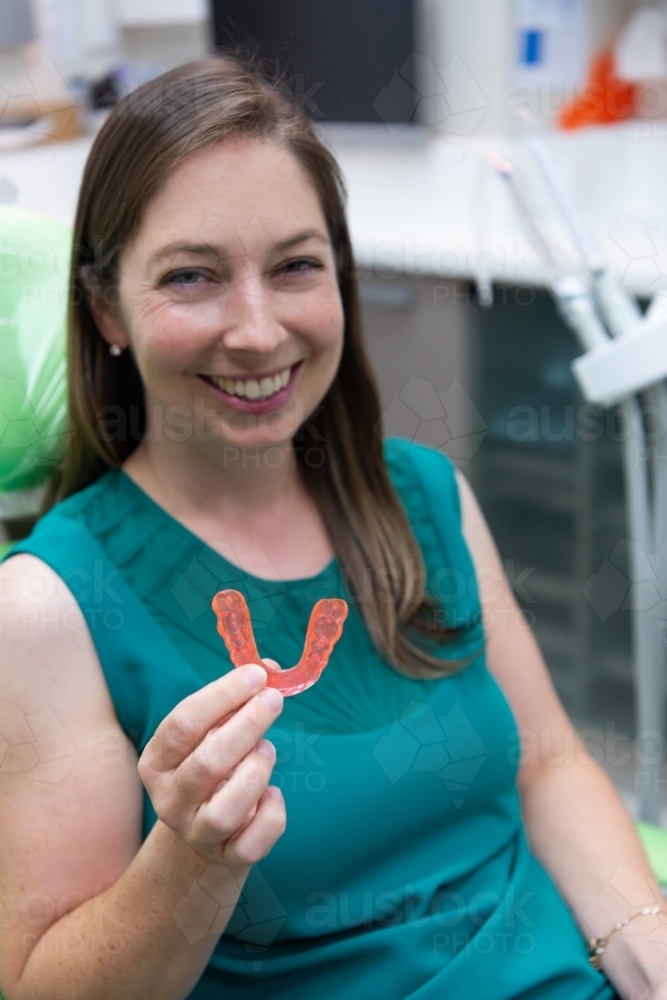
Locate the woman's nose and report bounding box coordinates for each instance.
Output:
[221,271,290,354]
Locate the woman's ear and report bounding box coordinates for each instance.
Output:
[80,271,130,352]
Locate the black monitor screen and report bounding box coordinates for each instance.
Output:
[211,1,418,124]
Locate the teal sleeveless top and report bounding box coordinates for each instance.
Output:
[4,439,616,1000]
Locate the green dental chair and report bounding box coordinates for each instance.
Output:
[0,205,70,557]
[637,822,667,889]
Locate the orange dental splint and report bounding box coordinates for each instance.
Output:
[212,589,348,696]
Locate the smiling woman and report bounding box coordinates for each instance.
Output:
[0,50,660,1000]
[83,138,344,474]
[56,60,462,675]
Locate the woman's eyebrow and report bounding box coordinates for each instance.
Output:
[274,228,330,251]
[149,229,330,265]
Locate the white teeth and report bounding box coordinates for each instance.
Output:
[208,366,292,401]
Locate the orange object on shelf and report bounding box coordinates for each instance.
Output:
[559,49,639,130]
[212,589,348,697]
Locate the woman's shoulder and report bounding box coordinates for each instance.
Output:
[43,468,125,527]
[382,436,461,525]
[1,469,127,572]
[382,436,482,640]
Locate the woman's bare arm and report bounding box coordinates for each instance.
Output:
[456,469,667,1000]
[0,554,281,1000]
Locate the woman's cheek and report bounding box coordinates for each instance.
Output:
[138,320,208,374]
[130,292,216,360]
[318,293,345,352]
[302,298,345,351]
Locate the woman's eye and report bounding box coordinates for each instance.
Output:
[163,269,210,286]
[279,258,322,276]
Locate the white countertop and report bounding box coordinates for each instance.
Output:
[2,120,666,294]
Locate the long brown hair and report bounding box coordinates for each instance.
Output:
[49,51,479,678]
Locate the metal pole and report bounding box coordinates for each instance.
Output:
[519,125,667,822]
[619,396,664,821]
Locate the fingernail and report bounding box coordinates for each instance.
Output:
[243,665,267,690]
[267,786,283,800]
[260,688,282,711]
[257,739,276,760]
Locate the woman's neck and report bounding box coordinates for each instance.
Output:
[123,437,301,518]
[121,437,334,581]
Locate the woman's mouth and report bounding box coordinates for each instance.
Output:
[197,361,303,414]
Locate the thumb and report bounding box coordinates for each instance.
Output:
[262,658,281,673]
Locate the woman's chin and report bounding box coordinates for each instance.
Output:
[196,424,298,460]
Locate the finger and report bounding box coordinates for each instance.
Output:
[206,664,279,734]
[236,801,258,834]
[172,687,282,809]
[221,786,286,867]
[207,662,281,735]
[191,741,277,845]
[141,664,268,774]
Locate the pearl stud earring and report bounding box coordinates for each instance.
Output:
[109,343,122,357]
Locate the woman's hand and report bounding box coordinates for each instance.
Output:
[600,913,667,1000]
[137,661,286,868]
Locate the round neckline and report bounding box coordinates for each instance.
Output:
[115,467,339,589]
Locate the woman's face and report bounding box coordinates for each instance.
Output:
[99,137,345,457]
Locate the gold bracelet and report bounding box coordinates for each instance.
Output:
[588,905,667,969]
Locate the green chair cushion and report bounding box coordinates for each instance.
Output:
[0,205,71,498]
[637,821,667,885]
